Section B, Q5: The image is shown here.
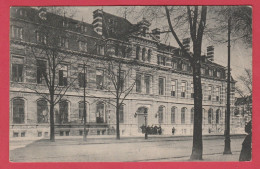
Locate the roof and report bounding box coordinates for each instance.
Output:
[235,95,252,106]
[101,11,134,40]
[10,7,102,39]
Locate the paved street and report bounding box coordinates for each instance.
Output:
[10,135,245,162]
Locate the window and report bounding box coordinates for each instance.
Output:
[142,48,146,61]
[96,102,105,123]
[136,46,140,60]
[172,60,177,69]
[119,105,124,123]
[58,65,68,86]
[181,81,187,98]
[59,37,69,48]
[36,60,47,84]
[171,80,176,97]
[208,86,212,100]
[159,77,165,95]
[217,71,221,78]
[13,98,25,124]
[136,74,142,93]
[11,26,23,39]
[158,106,164,124]
[63,20,69,27]
[157,55,166,66]
[147,49,152,62]
[181,107,186,124]
[37,99,48,123]
[36,32,47,44]
[12,56,24,82]
[201,68,205,75]
[97,45,105,55]
[78,67,87,88]
[191,83,194,98]
[57,100,69,124]
[191,108,194,124]
[144,75,150,94]
[171,107,176,124]
[215,86,220,101]
[209,69,213,76]
[96,69,104,89]
[79,41,87,51]
[182,63,187,71]
[79,102,86,123]
[216,109,220,124]
[118,71,125,91]
[115,44,119,56]
[208,109,213,124]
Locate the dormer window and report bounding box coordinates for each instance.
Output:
[36,31,47,44]
[11,26,23,40]
[59,37,69,48]
[209,69,213,76]
[79,41,87,52]
[157,55,166,66]
[217,71,221,78]
[182,63,187,71]
[63,21,69,27]
[201,68,205,75]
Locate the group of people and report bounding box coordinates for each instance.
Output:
[140,125,162,135]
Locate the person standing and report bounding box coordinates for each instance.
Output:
[239,120,252,161]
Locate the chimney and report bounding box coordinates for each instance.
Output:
[152,28,160,40]
[207,46,214,61]
[137,18,151,37]
[182,38,190,52]
[93,9,103,35]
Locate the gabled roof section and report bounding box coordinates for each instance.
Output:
[101,11,134,40]
[10,7,102,39]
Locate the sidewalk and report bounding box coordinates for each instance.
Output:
[10,134,245,151]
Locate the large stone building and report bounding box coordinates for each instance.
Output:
[10,7,238,138]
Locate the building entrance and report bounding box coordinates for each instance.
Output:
[136,107,148,132]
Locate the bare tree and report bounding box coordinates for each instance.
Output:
[235,68,252,116]
[99,46,137,140]
[25,7,80,142]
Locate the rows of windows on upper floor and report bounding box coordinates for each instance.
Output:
[12,8,89,33]
[10,25,224,79]
[11,56,235,102]
[11,97,226,126]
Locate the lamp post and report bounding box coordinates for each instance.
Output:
[144,110,148,139]
[223,17,232,154]
[83,63,87,142]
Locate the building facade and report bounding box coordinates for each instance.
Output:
[10,7,238,138]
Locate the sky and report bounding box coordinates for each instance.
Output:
[71,6,252,96]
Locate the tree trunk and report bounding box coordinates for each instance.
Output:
[190,55,203,160]
[116,99,120,140]
[50,102,55,142]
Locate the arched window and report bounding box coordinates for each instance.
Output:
[79,102,87,123]
[147,49,152,62]
[13,98,25,124]
[37,99,48,123]
[216,109,221,124]
[191,108,194,124]
[142,48,146,61]
[57,100,69,124]
[171,107,176,124]
[202,108,206,124]
[208,108,213,124]
[96,102,105,123]
[181,107,186,124]
[136,46,140,60]
[119,105,124,123]
[158,106,164,124]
